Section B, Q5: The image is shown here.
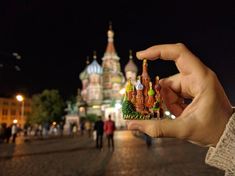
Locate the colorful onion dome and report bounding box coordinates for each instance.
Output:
[87,51,103,75]
[135,76,144,90]
[126,79,134,93]
[148,82,155,96]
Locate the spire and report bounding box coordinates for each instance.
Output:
[109,21,112,30]
[86,56,90,65]
[129,50,133,60]
[142,59,149,75]
[154,76,161,92]
[105,22,116,54]
[141,59,150,98]
[93,51,97,60]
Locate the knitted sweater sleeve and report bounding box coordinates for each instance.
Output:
[205,112,235,175]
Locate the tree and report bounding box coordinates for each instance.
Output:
[28,89,65,125]
[86,114,97,122]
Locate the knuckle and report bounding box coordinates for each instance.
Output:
[205,68,219,85]
[176,43,187,51]
[208,68,217,79]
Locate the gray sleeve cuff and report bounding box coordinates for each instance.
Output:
[205,112,235,174]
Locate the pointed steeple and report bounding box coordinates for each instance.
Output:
[129,50,133,60]
[105,21,116,54]
[86,56,90,65]
[141,59,151,99]
[93,50,97,60]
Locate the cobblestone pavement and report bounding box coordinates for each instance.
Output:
[0,130,224,176]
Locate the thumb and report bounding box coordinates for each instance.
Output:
[127,118,187,138]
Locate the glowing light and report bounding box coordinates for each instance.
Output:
[52,122,56,126]
[13,119,18,124]
[92,105,100,109]
[16,94,24,102]
[164,110,170,116]
[115,103,122,109]
[171,114,176,119]
[119,88,126,95]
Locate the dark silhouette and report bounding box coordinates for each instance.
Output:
[80,120,85,136]
[5,126,12,143]
[94,116,104,149]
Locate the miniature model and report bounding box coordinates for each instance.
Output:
[146,82,155,109]
[122,60,163,120]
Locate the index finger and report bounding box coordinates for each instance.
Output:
[136,43,207,75]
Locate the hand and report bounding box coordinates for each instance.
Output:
[127,43,233,147]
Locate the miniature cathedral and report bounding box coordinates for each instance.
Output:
[122,59,163,120]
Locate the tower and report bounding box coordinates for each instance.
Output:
[141,59,151,104]
[87,51,103,105]
[102,23,125,102]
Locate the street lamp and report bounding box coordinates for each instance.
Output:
[16,94,24,120]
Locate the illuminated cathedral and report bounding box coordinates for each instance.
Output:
[78,24,138,127]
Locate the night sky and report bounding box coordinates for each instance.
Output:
[0,1,235,104]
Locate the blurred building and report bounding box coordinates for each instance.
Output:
[79,24,138,128]
[124,50,138,85]
[0,97,31,128]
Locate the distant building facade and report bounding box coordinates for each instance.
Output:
[79,24,138,128]
[0,97,31,128]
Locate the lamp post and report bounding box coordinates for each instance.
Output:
[16,94,24,120]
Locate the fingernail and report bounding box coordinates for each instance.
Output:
[136,51,144,59]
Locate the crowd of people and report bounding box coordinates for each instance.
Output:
[0,123,19,143]
[0,115,117,148]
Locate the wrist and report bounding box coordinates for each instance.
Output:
[213,106,234,147]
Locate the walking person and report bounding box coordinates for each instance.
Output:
[5,125,11,143]
[104,114,116,151]
[11,124,17,143]
[94,116,104,150]
[80,120,85,136]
